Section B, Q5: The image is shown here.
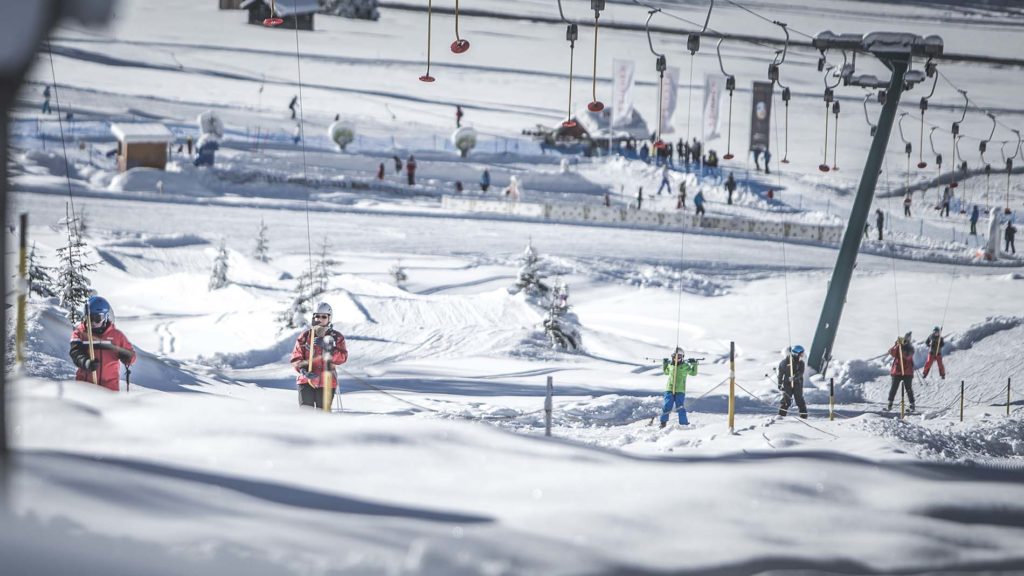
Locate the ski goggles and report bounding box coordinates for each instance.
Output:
[313,314,331,321]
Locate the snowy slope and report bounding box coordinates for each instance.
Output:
[5,0,1024,574]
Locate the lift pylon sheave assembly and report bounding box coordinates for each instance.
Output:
[808,31,943,373]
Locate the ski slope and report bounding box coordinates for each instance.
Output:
[5,0,1024,574]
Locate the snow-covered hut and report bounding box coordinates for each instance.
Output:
[219,0,244,9]
[242,0,317,30]
[110,123,174,172]
[537,106,650,156]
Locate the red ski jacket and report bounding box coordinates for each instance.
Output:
[889,342,915,376]
[69,322,136,391]
[290,327,348,388]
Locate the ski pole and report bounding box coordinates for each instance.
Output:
[84,311,99,386]
[125,365,131,393]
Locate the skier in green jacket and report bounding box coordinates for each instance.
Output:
[660,347,699,428]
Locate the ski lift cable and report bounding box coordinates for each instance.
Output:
[938,69,1019,134]
[673,227,685,354]
[556,0,579,128]
[630,0,780,56]
[720,0,815,41]
[44,41,81,240]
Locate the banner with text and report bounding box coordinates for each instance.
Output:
[749,81,774,152]
[611,59,636,129]
[702,74,724,142]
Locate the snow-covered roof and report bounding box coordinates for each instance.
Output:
[241,0,320,16]
[110,123,174,143]
[572,107,650,139]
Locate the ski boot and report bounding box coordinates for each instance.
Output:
[659,420,666,429]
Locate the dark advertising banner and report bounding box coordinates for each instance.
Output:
[749,81,774,152]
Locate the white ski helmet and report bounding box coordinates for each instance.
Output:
[315,302,333,318]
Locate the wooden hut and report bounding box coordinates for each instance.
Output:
[110,123,174,172]
[241,0,318,30]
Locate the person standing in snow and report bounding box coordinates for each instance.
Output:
[657,165,671,195]
[659,347,698,428]
[887,332,916,412]
[69,296,136,392]
[480,169,490,192]
[678,181,687,210]
[455,105,464,128]
[763,148,772,175]
[288,95,298,119]
[922,326,945,380]
[875,209,884,241]
[970,205,980,235]
[392,155,403,174]
[290,302,348,410]
[694,189,705,216]
[777,345,807,418]
[42,85,51,114]
[1005,221,1017,254]
[636,186,643,210]
[376,162,385,180]
[725,173,737,205]
[406,154,417,186]
[903,192,912,217]
[751,147,762,172]
[940,186,952,218]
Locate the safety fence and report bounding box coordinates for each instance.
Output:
[442,196,845,244]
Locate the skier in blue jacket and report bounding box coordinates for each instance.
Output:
[660,347,699,428]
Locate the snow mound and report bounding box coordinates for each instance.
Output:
[106,233,209,249]
[108,163,214,196]
[859,417,1024,462]
[18,149,79,178]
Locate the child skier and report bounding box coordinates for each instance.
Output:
[68,296,136,391]
[923,326,945,379]
[777,345,807,418]
[290,302,348,410]
[659,347,698,428]
[887,332,916,412]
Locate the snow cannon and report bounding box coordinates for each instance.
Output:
[451,126,477,158]
[197,110,224,141]
[327,121,355,152]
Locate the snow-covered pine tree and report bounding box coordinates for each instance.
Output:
[254,218,270,263]
[27,242,56,298]
[511,239,550,297]
[543,278,581,351]
[208,239,230,291]
[390,261,407,286]
[55,209,98,323]
[278,266,321,330]
[314,239,334,293]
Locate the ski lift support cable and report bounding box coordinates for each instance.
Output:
[916,60,937,169]
[451,0,470,53]
[588,0,606,113]
[898,111,912,192]
[950,88,967,189]
[766,21,791,164]
[717,38,737,160]
[644,8,668,148]
[420,0,436,81]
[556,0,579,128]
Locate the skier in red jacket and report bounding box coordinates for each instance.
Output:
[886,332,915,412]
[290,302,348,409]
[68,296,136,391]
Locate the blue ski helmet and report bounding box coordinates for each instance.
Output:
[791,345,805,355]
[85,296,112,329]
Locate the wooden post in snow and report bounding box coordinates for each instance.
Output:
[728,341,735,433]
[545,376,553,437]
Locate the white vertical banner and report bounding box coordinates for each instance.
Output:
[659,66,679,135]
[703,74,723,142]
[611,59,635,129]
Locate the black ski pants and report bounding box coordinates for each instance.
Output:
[887,375,914,405]
[779,381,807,417]
[299,384,334,410]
